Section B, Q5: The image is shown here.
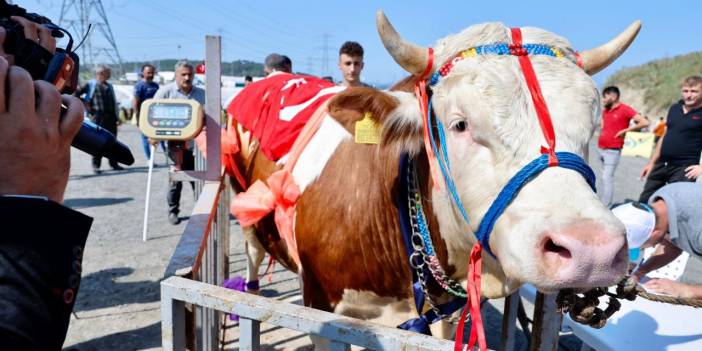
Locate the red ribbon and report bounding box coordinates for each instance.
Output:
[454,242,486,351]
[510,28,559,167]
[414,48,444,190]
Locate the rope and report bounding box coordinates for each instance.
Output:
[616,276,702,308]
[636,290,702,307]
[560,276,702,330]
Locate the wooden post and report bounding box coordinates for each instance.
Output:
[204,35,221,182]
[528,292,562,351]
[499,292,520,351]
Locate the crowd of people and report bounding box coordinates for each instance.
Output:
[599,76,702,298]
[1,7,701,348]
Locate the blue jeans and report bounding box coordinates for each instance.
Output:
[597,148,621,207]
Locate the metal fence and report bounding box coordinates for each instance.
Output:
[162,178,230,351]
[161,276,455,351]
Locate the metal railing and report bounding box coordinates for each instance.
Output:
[163,178,230,351]
[161,276,455,351]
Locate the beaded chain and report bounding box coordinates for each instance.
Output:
[408,159,468,299]
[429,43,566,86]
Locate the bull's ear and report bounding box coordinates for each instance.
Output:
[381,91,424,155]
[327,88,423,154]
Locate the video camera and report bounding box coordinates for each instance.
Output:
[0,0,133,165]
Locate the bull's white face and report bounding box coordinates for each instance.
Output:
[426,24,628,297]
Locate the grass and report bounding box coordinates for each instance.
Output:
[605,51,702,114]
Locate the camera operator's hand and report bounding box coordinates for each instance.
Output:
[10,16,56,53]
[0,57,83,203]
[0,16,57,65]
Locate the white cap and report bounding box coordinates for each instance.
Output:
[611,202,656,248]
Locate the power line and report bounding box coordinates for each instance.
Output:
[59,0,125,75]
[319,33,333,77]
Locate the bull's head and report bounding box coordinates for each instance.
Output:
[377,11,640,297]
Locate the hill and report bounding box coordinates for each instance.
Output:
[604,51,702,119]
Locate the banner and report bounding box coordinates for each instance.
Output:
[621,132,655,158]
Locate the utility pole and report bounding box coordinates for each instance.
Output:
[59,0,125,77]
[320,33,333,77]
[306,56,314,76]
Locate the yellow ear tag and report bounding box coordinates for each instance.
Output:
[355,112,381,144]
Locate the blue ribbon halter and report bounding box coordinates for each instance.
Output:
[426,100,596,257]
[395,101,596,334]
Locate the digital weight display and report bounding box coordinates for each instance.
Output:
[148,103,192,127]
[139,99,204,141]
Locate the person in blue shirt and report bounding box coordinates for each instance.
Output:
[133,64,164,162]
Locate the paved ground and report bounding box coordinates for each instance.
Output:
[62,124,195,350]
[61,125,699,350]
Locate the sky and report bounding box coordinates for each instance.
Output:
[19,0,702,86]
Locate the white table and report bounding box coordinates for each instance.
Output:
[564,296,702,351]
[520,285,702,351]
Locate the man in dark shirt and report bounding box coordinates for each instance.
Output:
[75,65,123,173]
[0,16,91,349]
[639,76,702,202]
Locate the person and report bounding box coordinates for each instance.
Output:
[612,182,702,298]
[597,86,649,206]
[337,41,370,87]
[0,16,90,350]
[153,60,205,225]
[74,65,123,173]
[133,63,164,162]
[639,76,702,202]
[263,53,292,76]
[653,116,666,143]
[244,75,253,87]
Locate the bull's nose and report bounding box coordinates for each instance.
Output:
[538,228,627,288]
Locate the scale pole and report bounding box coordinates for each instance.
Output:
[142,144,156,241]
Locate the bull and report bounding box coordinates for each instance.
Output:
[230,11,641,345]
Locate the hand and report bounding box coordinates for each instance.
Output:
[0,57,84,203]
[0,17,57,64]
[641,163,653,178]
[614,129,628,139]
[684,165,702,180]
[148,138,160,145]
[643,278,695,298]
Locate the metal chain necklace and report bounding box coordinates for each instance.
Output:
[407,158,473,325]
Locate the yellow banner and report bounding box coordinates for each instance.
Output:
[621,132,655,158]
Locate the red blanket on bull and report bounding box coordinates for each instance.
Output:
[226,73,343,161]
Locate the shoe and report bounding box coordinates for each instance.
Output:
[93,168,102,175]
[111,165,125,171]
[168,213,180,225]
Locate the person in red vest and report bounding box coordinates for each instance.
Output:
[597,86,649,206]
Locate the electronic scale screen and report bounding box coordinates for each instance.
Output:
[148,103,192,128]
[139,99,203,140]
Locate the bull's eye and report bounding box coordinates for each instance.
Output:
[449,120,468,133]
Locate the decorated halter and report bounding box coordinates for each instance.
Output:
[410,28,596,351]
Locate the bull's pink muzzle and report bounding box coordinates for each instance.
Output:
[538,223,627,288]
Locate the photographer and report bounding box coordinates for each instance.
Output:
[0,15,91,350]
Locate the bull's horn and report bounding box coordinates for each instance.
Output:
[580,20,642,75]
[376,10,430,76]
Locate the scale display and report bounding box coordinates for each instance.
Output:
[139,99,203,140]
